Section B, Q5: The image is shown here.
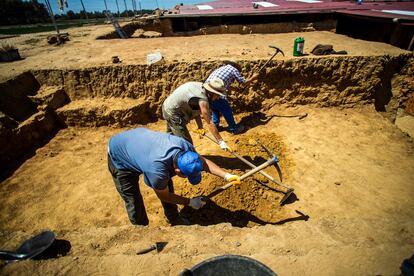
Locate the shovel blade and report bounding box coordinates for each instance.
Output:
[0,231,55,262]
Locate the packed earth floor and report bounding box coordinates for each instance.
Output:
[0,24,413,275]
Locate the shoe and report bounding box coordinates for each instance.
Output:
[215,125,225,132]
[165,215,190,226]
[231,124,245,135]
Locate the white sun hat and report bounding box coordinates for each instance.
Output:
[203,78,226,97]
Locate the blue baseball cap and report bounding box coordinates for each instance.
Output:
[177,151,203,185]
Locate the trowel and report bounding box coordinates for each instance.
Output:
[136,242,168,255]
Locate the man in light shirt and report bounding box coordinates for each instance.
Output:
[162,77,231,150]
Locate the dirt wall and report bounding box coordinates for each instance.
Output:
[0,72,39,122]
[170,21,336,36]
[32,54,413,115]
[0,109,62,180]
[1,53,412,177]
[97,18,336,39]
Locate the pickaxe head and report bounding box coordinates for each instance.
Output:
[269,45,285,57]
[256,139,283,182]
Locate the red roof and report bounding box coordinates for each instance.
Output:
[171,0,414,20]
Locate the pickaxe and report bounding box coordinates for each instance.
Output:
[241,45,284,92]
[206,155,279,199]
[256,139,283,181]
[202,132,294,205]
[257,45,284,74]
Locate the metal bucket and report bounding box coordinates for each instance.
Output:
[180,254,277,276]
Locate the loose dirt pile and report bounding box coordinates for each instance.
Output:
[178,131,292,227]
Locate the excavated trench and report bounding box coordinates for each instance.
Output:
[0,54,413,226]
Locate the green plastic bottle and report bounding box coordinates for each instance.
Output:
[293,37,305,56]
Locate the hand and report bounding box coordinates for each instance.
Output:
[196,128,205,136]
[219,140,231,151]
[189,197,206,210]
[224,173,241,185]
[252,72,260,78]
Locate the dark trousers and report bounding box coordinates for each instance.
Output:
[108,155,178,225]
[210,97,238,132]
[162,106,193,144]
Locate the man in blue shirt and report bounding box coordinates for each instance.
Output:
[205,61,259,134]
[108,128,240,225]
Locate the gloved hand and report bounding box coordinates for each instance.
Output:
[196,128,205,136]
[224,173,241,185]
[219,140,231,151]
[189,197,206,210]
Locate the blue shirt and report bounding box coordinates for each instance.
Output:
[108,128,195,190]
[206,65,246,90]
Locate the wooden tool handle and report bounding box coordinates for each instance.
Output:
[136,245,156,255]
[206,157,277,199]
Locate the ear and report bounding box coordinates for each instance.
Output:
[175,167,185,178]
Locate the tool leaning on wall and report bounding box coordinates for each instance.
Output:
[241,45,284,93]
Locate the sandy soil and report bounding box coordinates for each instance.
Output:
[0,24,413,275]
[0,24,409,82]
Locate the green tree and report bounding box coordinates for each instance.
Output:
[66,10,76,20]
[0,0,50,25]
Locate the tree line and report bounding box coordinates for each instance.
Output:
[1,0,154,26]
[1,0,50,25]
[58,9,154,20]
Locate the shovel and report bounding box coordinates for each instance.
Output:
[0,231,55,263]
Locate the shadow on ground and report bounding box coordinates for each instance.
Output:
[180,201,309,227]
[33,239,71,260]
[205,155,269,171]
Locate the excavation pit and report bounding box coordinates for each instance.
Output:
[0,27,414,275]
[1,50,412,229]
[177,131,293,227]
[0,47,413,227]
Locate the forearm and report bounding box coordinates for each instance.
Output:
[199,101,224,142]
[245,73,259,86]
[156,191,190,206]
[195,115,203,129]
[207,121,223,143]
[204,158,226,178]
[228,86,238,93]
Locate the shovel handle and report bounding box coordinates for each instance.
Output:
[0,251,26,261]
[203,132,291,190]
[258,51,278,74]
[240,156,278,181]
[206,156,277,199]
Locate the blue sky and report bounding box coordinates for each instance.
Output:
[44,0,210,14]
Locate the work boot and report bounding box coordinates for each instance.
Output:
[231,124,245,135]
[215,125,225,132]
